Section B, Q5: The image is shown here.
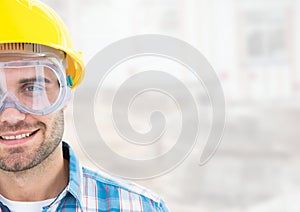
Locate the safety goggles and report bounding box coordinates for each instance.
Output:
[0,54,71,116]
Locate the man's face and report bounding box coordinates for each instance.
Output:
[0,62,65,172]
[0,110,64,172]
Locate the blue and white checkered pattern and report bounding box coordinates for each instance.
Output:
[49,142,169,212]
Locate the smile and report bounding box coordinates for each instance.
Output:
[1,133,31,140]
[0,130,38,141]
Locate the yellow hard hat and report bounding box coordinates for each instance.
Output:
[0,0,84,88]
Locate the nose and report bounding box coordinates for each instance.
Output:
[0,92,27,124]
[0,107,26,124]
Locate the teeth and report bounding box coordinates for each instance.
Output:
[1,133,31,140]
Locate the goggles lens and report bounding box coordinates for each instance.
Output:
[0,56,70,115]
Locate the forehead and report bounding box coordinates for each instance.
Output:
[0,55,57,72]
[0,56,62,87]
[0,66,58,82]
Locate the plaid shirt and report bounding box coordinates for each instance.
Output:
[0,142,169,212]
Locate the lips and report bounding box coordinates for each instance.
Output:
[1,132,31,140]
[0,129,39,145]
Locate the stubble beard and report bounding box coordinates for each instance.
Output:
[0,110,64,172]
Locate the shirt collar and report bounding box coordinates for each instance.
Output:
[62,142,84,210]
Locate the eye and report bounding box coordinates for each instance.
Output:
[26,84,45,92]
[21,83,47,97]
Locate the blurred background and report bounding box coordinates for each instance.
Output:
[42,0,300,211]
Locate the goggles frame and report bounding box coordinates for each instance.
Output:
[0,53,71,116]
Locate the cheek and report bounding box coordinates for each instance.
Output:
[31,111,64,135]
[46,111,65,134]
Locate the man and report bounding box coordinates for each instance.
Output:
[0,0,169,211]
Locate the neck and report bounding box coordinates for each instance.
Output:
[0,143,69,201]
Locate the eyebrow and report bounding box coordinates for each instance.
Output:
[18,77,51,84]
